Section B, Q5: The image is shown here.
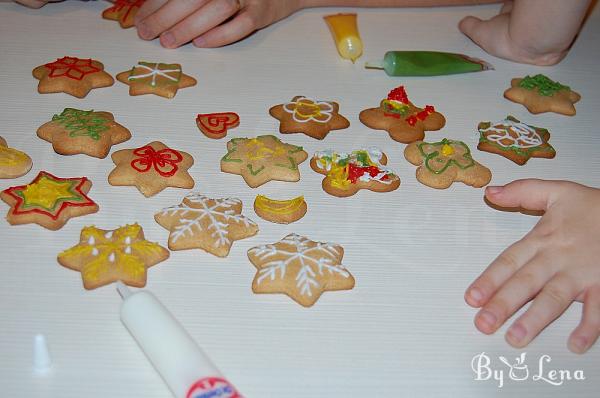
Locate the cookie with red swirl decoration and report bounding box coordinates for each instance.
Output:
[196,112,240,139]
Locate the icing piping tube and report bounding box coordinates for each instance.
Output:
[366,51,493,76]
[324,13,363,63]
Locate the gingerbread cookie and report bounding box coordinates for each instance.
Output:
[108,141,194,197]
[478,116,556,165]
[58,223,169,290]
[221,135,308,188]
[37,108,131,159]
[311,148,400,197]
[0,136,32,179]
[248,233,355,307]
[504,75,581,116]
[102,0,146,28]
[359,86,445,143]
[1,171,98,230]
[196,112,240,139]
[32,56,114,98]
[254,195,307,224]
[269,96,350,140]
[155,193,259,258]
[405,139,491,189]
[116,62,197,99]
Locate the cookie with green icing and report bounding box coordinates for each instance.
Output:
[504,75,580,116]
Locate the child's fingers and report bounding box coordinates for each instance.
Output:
[568,285,600,354]
[505,273,581,348]
[135,0,167,25]
[485,179,561,211]
[138,0,211,40]
[193,10,255,48]
[15,0,47,8]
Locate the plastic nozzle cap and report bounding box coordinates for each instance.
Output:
[33,334,52,374]
[364,60,384,70]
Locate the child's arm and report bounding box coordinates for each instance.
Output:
[466,180,600,354]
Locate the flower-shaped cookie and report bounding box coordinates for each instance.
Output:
[0,136,32,179]
[504,75,581,116]
[102,0,146,28]
[405,138,491,189]
[269,96,350,139]
[116,62,197,99]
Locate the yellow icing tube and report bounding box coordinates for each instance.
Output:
[324,13,363,63]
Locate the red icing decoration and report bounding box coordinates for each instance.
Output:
[406,115,418,126]
[105,0,145,20]
[130,145,183,177]
[387,86,409,104]
[347,164,388,184]
[197,112,240,135]
[44,57,101,81]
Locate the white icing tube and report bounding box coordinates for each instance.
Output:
[117,282,242,398]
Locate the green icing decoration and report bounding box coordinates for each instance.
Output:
[247,164,265,175]
[52,108,110,140]
[382,100,410,116]
[518,74,569,96]
[275,156,299,171]
[418,138,475,175]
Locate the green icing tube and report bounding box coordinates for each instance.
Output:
[365,51,493,76]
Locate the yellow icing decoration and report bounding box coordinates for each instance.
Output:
[329,163,350,188]
[0,146,30,167]
[295,100,324,119]
[246,138,275,160]
[441,144,455,157]
[21,176,76,210]
[255,195,305,215]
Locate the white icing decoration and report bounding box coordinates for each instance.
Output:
[481,119,544,149]
[125,246,131,254]
[92,247,99,256]
[125,237,131,245]
[104,231,113,239]
[87,236,95,245]
[108,252,116,263]
[282,97,334,124]
[128,63,181,87]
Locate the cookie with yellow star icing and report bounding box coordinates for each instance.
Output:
[220,135,308,188]
[32,56,114,98]
[404,139,491,189]
[116,62,197,99]
[0,171,99,230]
[504,75,581,116]
[269,96,350,140]
[58,223,169,290]
[0,136,33,179]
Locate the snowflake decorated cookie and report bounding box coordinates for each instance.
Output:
[58,223,169,290]
[477,116,556,165]
[116,62,197,99]
[196,112,240,139]
[311,147,400,197]
[108,141,194,197]
[359,86,446,143]
[37,108,131,159]
[269,96,350,140]
[32,56,114,98]
[248,233,355,307]
[102,0,146,28]
[0,136,32,179]
[221,135,308,188]
[504,75,581,116]
[404,138,492,189]
[0,171,99,230]
[155,193,259,258]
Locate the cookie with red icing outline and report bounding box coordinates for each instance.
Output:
[196,112,240,139]
[102,0,146,29]
[108,141,194,197]
[359,86,445,143]
[33,56,114,98]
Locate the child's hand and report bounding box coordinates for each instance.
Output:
[134,0,301,48]
[465,179,600,354]
[14,0,50,8]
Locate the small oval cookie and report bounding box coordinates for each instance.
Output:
[0,136,33,179]
[254,195,307,224]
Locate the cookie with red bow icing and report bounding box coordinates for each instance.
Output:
[108,141,194,197]
[196,112,240,139]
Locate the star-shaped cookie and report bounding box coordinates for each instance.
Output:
[359,86,445,143]
[102,0,146,28]
[37,108,131,159]
[1,171,99,230]
[108,141,194,197]
[33,56,114,98]
[221,135,308,188]
[116,62,197,99]
[58,223,169,290]
[477,116,556,165]
[0,136,32,179]
[269,96,350,140]
[155,193,259,258]
[504,75,581,116]
[248,233,355,307]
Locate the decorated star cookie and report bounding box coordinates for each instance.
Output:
[311,147,400,197]
[478,116,556,165]
[116,62,197,99]
[196,112,240,139]
[269,96,350,140]
[248,233,355,307]
[102,0,146,28]
[0,171,99,230]
[155,193,259,258]
[253,195,307,224]
[32,56,114,98]
[0,136,32,179]
[504,75,581,116]
[359,86,446,143]
[405,139,491,189]
[58,223,169,290]
[221,135,308,188]
[108,141,194,197]
[37,108,131,159]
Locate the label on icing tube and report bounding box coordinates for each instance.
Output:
[186,377,241,398]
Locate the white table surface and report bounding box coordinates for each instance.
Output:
[0,1,599,397]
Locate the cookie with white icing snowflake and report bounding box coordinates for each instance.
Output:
[248,233,355,307]
[155,193,259,258]
[269,96,350,140]
[116,62,197,99]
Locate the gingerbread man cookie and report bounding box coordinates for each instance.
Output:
[33,56,114,98]
[117,62,197,99]
[102,0,146,28]
[0,136,32,179]
[359,86,445,143]
[196,112,240,139]
[504,75,581,116]
[37,108,131,159]
[405,139,491,189]
[248,233,355,307]
[269,96,350,140]
[108,141,194,197]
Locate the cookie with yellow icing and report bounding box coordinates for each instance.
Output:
[254,195,307,224]
[0,136,32,179]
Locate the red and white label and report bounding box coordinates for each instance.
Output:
[186,377,241,398]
